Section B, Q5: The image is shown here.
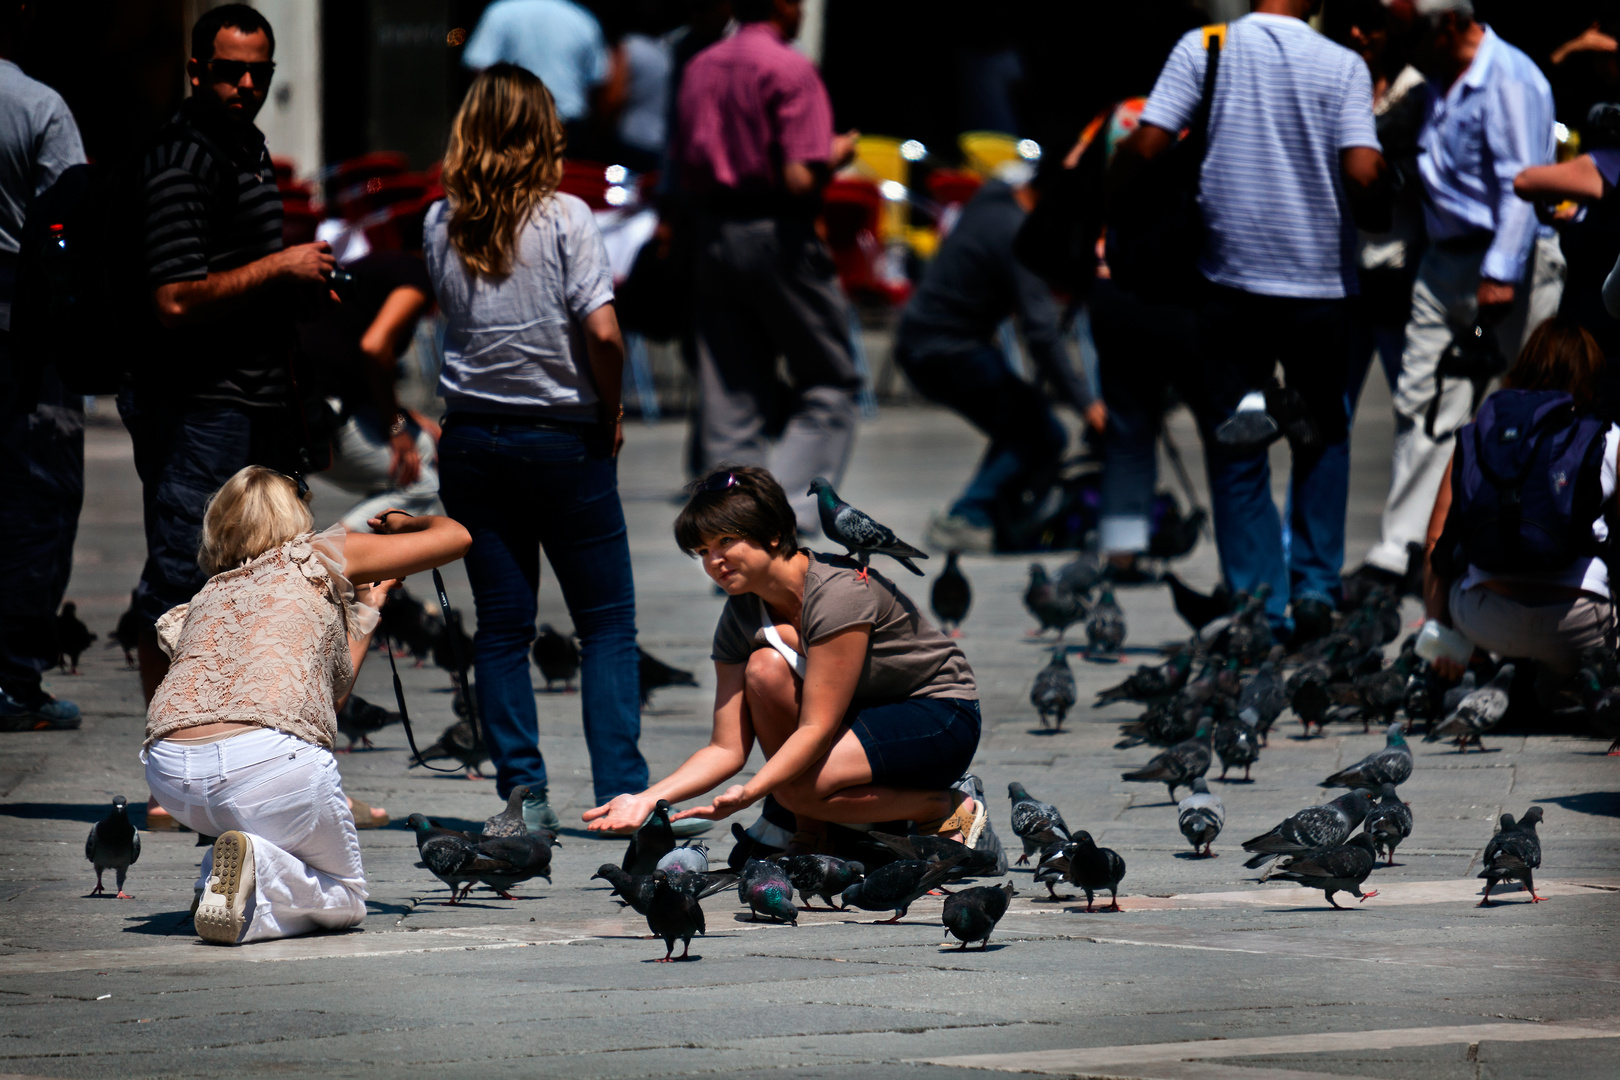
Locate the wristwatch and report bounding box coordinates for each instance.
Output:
[388,411,409,438]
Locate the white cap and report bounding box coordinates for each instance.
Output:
[1409,0,1473,16]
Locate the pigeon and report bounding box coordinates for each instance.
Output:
[639,647,699,706]
[656,842,710,874]
[1177,778,1224,857]
[472,831,553,897]
[623,800,677,876]
[86,795,140,898]
[1056,553,1103,596]
[1031,648,1077,731]
[738,858,798,923]
[1008,782,1069,866]
[1024,564,1085,637]
[808,476,927,578]
[1572,665,1620,754]
[1086,587,1127,655]
[1268,832,1380,909]
[1365,782,1413,866]
[1241,790,1375,871]
[1237,647,1288,744]
[532,624,580,690]
[1479,806,1544,906]
[783,854,866,910]
[646,869,707,961]
[410,715,488,779]
[378,586,438,664]
[1428,664,1514,751]
[431,608,475,683]
[1163,573,1231,634]
[1040,831,1126,911]
[841,856,965,922]
[1213,713,1260,781]
[108,591,140,668]
[1210,588,1274,666]
[1121,721,1213,801]
[1095,653,1194,707]
[1329,660,1411,734]
[930,551,972,636]
[593,863,735,915]
[55,602,95,674]
[942,881,1015,950]
[1287,661,1333,737]
[1439,670,1478,718]
[334,692,400,751]
[1322,722,1413,788]
[482,786,532,839]
[407,815,487,903]
[867,831,996,877]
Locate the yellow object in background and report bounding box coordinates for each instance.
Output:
[851,134,907,240]
[958,131,1023,177]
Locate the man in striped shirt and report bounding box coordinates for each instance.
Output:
[122,4,339,699]
[1109,0,1386,644]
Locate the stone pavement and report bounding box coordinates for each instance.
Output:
[1,376,1617,1080]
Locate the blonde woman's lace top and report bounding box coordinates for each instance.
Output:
[145,525,381,749]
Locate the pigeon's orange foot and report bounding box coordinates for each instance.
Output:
[1358,890,1378,902]
[116,891,134,900]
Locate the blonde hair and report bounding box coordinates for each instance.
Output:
[442,63,566,278]
[198,466,314,576]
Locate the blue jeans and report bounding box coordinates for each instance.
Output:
[898,342,1067,529]
[437,415,647,805]
[0,353,84,702]
[1197,286,1355,630]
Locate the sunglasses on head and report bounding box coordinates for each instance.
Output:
[272,469,310,500]
[698,471,737,494]
[205,58,275,85]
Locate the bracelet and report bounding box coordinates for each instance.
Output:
[388,411,409,437]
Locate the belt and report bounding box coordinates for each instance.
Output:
[442,411,595,433]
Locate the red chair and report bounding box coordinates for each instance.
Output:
[360,184,444,253]
[820,177,909,307]
[336,173,430,222]
[327,152,409,207]
[926,170,983,209]
[271,156,298,185]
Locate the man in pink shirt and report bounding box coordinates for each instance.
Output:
[675,0,860,535]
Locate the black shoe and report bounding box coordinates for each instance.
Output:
[1290,598,1334,649]
[1341,563,1405,609]
[1215,390,1280,449]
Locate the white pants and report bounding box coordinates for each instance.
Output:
[1364,234,1566,575]
[323,413,442,532]
[143,729,368,943]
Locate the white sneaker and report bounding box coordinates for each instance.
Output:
[195,831,254,945]
[925,513,994,555]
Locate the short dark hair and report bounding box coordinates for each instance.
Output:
[192,3,275,61]
[1503,317,1603,410]
[731,0,777,24]
[674,466,799,560]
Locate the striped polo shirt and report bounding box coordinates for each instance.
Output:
[138,98,288,408]
[1141,13,1380,300]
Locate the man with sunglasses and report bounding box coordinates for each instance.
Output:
[121,4,338,726]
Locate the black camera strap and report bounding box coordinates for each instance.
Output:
[381,563,481,773]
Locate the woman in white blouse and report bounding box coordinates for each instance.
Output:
[143,467,469,945]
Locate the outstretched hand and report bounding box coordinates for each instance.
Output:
[583,792,657,833]
[670,784,757,823]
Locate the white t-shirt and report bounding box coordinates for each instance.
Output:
[1140,13,1380,299]
[1460,425,1620,599]
[425,193,615,421]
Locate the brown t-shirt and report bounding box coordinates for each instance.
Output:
[711,551,977,701]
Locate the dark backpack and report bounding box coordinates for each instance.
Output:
[1436,389,1614,577]
[9,121,234,409]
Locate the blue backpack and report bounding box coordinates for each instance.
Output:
[1437,389,1614,576]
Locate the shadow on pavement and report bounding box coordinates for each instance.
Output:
[0,801,113,824]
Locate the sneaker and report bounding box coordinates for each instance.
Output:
[925,513,994,556]
[195,831,254,945]
[522,791,562,833]
[0,690,81,731]
[952,773,1007,876]
[1214,390,1280,449]
[1290,597,1335,649]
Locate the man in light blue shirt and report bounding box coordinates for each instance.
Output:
[1353,0,1565,589]
[1109,0,1386,642]
[463,0,609,124]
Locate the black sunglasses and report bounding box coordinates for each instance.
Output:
[205,59,276,85]
[698,471,737,494]
[272,469,309,500]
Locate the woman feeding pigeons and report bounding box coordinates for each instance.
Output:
[585,466,999,863]
[142,467,469,944]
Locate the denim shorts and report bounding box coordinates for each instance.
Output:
[848,697,981,791]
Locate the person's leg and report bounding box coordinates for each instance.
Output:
[327,413,442,530]
[1366,249,1479,575]
[1195,287,1288,629]
[1493,233,1566,360]
[436,420,548,800]
[693,217,780,475]
[0,364,84,713]
[756,218,863,535]
[529,430,648,806]
[1279,298,1355,609]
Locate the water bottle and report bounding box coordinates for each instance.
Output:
[1414,619,1473,666]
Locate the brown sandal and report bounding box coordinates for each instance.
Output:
[348,796,390,829]
[917,793,980,840]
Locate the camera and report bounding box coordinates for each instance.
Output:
[326,267,355,303]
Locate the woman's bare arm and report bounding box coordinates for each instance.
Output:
[584,660,754,830]
[1514,156,1606,202]
[342,513,471,584]
[1423,453,1457,626]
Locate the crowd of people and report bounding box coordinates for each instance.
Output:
[3,0,1620,944]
